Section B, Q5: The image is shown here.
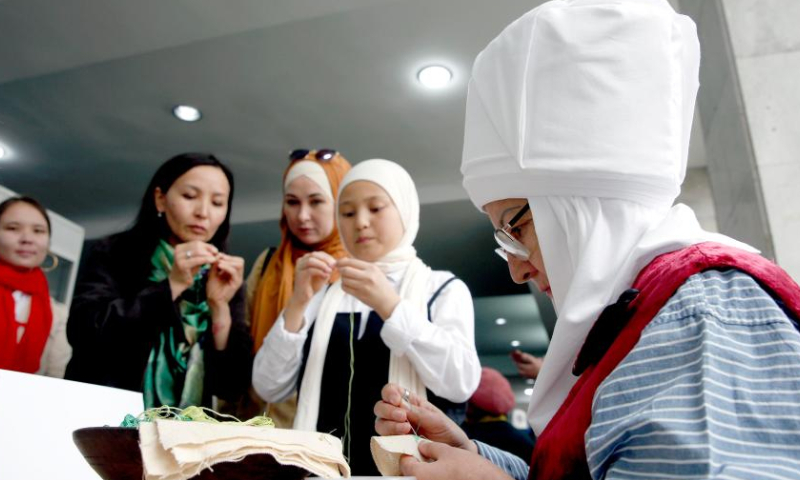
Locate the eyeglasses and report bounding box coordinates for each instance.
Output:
[288,149,338,162]
[494,203,531,261]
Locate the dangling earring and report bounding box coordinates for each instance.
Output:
[157,211,164,218]
[41,253,59,273]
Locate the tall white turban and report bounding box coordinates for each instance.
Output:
[461,0,754,435]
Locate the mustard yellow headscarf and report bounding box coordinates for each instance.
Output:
[250,151,351,352]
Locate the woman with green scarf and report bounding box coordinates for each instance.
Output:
[66,153,252,408]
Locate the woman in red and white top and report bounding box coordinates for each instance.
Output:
[0,196,70,377]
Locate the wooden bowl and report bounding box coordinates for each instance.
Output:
[72,426,310,480]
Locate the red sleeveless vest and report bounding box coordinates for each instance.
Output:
[528,243,800,480]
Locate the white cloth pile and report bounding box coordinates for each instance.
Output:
[139,420,351,479]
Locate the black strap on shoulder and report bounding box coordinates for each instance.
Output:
[259,247,276,279]
[425,274,468,425]
[427,276,458,321]
[572,288,640,376]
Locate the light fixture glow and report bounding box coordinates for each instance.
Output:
[495,318,507,326]
[0,144,6,160]
[510,340,521,348]
[172,105,202,122]
[526,378,535,385]
[524,388,534,396]
[417,65,452,89]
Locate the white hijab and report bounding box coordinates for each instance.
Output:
[460,0,755,435]
[294,159,432,431]
[284,160,334,200]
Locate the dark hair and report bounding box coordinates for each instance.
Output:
[0,196,52,235]
[129,152,235,252]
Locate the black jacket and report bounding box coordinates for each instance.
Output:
[65,233,252,406]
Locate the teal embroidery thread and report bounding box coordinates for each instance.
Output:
[402,389,422,442]
[120,405,274,428]
[342,310,356,463]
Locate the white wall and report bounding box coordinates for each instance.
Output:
[721,0,800,280]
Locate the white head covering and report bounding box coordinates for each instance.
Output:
[294,159,433,431]
[284,160,334,200]
[460,0,755,435]
[336,158,420,266]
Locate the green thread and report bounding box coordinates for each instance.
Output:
[342,311,356,463]
[402,389,422,443]
[119,405,274,428]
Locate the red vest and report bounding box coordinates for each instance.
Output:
[529,243,800,480]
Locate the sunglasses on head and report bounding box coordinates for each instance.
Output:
[288,149,338,162]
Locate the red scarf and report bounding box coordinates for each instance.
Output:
[0,259,53,373]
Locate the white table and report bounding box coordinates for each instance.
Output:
[0,369,144,480]
[0,369,414,479]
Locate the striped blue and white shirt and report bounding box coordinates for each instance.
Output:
[479,269,800,480]
[475,440,529,480]
[588,269,800,480]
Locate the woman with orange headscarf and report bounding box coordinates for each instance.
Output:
[244,149,350,426]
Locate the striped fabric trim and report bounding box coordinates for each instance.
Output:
[587,270,800,480]
[475,440,529,480]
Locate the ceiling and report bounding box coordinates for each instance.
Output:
[0,0,547,231]
[0,0,708,405]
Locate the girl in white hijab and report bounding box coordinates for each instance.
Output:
[253,159,481,475]
[374,1,800,479]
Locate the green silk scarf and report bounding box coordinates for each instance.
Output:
[143,240,211,408]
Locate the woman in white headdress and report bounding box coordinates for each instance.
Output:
[373,1,800,479]
[253,158,481,475]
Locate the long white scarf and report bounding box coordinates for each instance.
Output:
[294,159,431,431]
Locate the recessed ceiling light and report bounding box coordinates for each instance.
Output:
[524,388,533,396]
[0,142,11,160]
[495,318,507,326]
[417,65,452,89]
[172,105,202,122]
[510,340,521,348]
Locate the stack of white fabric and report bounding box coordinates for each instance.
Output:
[139,420,351,479]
